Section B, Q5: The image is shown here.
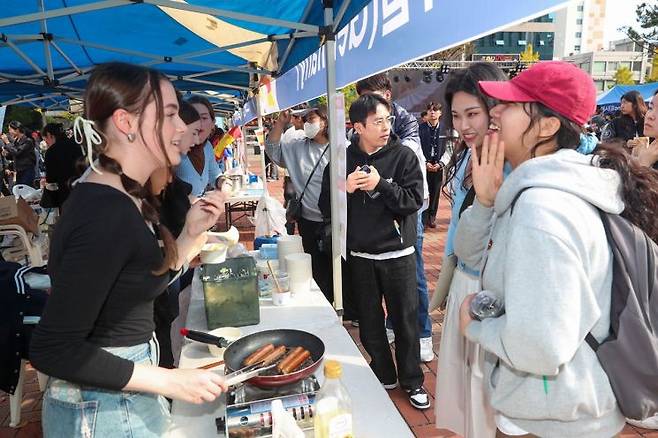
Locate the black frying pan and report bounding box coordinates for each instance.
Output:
[223,329,324,388]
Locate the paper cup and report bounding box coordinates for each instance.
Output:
[272,290,291,306]
[277,235,303,271]
[271,273,291,306]
[285,253,312,294]
[200,243,228,264]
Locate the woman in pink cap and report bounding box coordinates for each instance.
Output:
[454,61,658,437]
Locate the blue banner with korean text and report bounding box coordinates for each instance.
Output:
[242,0,568,122]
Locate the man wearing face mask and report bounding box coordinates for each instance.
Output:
[266,107,332,300]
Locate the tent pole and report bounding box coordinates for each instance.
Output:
[323,2,343,318]
[255,100,268,192]
[38,0,54,81]
[252,78,268,191]
[333,0,352,31]
[278,0,316,73]
[145,0,319,33]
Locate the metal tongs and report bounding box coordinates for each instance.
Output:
[224,361,277,387]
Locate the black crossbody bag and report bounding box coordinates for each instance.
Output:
[285,145,329,223]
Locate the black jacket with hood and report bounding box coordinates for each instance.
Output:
[319,133,423,254]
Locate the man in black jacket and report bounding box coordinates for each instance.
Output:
[355,73,434,364]
[419,102,445,228]
[320,94,429,410]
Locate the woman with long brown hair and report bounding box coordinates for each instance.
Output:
[456,61,658,437]
[176,95,223,196]
[30,62,228,437]
[432,62,508,438]
[603,90,647,143]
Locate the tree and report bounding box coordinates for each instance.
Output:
[3,105,42,132]
[425,43,474,61]
[646,49,658,83]
[519,43,540,63]
[622,2,658,51]
[613,66,635,85]
[314,83,359,109]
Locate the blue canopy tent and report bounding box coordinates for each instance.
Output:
[1,0,571,314]
[597,83,658,106]
[0,0,372,113]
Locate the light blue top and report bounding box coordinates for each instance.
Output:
[445,150,511,265]
[444,150,473,258]
[175,141,222,196]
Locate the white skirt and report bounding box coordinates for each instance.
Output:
[435,267,497,438]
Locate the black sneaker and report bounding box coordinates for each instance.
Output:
[406,387,430,410]
[350,319,359,327]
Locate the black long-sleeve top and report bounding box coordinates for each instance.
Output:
[159,176,192,238]
[30,183,169,390]
[44,138,83,207]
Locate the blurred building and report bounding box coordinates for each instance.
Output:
[564,38,651,92]
[471,0,606,61]
[472,14,556,60]
[553,0,606,58]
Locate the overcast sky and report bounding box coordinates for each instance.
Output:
[604,0,650,45]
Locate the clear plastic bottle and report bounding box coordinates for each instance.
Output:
[314,360,353,438]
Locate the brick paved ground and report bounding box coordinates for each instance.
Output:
[1,156,655,438]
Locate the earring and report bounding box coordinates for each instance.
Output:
[126,133,135,143]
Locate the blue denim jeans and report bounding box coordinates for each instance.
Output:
[386,214,432,338]
[42,341,170,438]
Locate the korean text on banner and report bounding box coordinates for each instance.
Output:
[240,0,568,122]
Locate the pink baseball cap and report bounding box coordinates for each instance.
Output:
[478,61,596,125]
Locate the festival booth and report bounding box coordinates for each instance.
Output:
[1,1,570,436]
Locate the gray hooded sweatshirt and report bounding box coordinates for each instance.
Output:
[455,149,626,438]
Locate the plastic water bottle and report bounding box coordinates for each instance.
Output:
[314,360,353,438]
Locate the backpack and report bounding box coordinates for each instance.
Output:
[585,210,658,421]
[512,188,658,420]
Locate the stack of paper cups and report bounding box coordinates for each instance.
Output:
[285,253,312,294]
[277,235,303,271]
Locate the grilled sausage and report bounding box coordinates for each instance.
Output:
[261,345,287,366]
[276,346,304,373]
[281,349,311,374]
[243,343,275,366]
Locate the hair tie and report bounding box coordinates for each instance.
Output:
[73,116,103,175]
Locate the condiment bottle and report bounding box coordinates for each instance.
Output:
[314,360,353,438]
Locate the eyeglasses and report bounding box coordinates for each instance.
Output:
[367,115,396,127]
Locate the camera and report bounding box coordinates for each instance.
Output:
[358,165,380,199]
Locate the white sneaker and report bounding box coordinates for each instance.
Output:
[419,337,434,362]
[406,387,431,410]
[386,328,395,344]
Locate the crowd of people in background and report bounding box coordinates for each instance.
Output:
[1,57,657,437]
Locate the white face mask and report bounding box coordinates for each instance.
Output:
[304,121,321,139]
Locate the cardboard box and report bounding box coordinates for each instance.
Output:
[0,196,39,234]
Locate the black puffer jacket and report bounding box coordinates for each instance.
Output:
[3,135,36,172]
[603,114,644,141]
[391,102,420,146]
